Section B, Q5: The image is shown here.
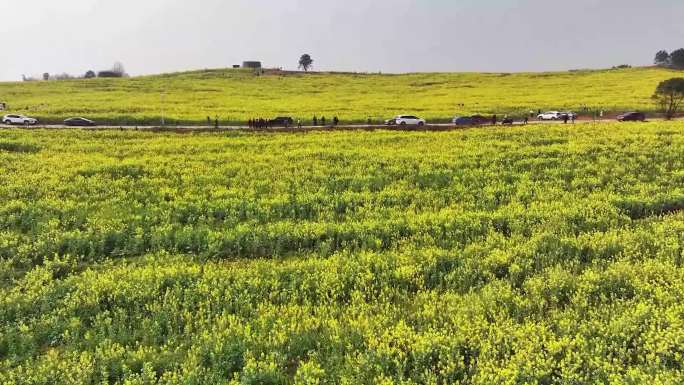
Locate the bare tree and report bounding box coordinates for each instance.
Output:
[111,62,126,77]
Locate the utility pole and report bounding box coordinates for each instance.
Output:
[161,90,165,126]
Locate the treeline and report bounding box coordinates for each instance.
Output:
[22,62,128,82]
[654,49,684,69]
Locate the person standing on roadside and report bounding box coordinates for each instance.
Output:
[563,114,569,124]
[492,114,497,126]
[333,116,339,126]
[523,116,529,125]
[571,114,576,124]
[297,119,302,128]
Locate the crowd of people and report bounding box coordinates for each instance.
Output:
[247,115,341,128]
[311,115,340,127]
[247,118,278,129]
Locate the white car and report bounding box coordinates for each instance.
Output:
[391,115,426,126]
[3,114,38,125]
[537,111,562,120]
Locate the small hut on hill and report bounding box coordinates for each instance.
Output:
[242,61,262,69]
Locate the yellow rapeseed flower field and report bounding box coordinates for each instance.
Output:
[1,122,684,383]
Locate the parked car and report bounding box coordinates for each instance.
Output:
[537,111,562,120]
[64,117,96,126]
[617,112,646,122]
[397,115,426,126]
[469,115,490,125]
[453,116,474,126]
[559,111,577,120]
[452,115,490,126]
[2,114,38,125]
[270,116,294,127]
[387,115,425,126]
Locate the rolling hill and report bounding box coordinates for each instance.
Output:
[0,66,679,125]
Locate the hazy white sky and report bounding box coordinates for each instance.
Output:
[1,0,683,80]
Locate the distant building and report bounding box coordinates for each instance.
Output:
[242,61,262,69]
[97,70,124,78]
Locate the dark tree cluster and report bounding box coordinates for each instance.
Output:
[653,78,684,119]
[654,49,684,69]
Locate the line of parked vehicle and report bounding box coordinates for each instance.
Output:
[535,111,646,122]
[386,110,647,127]
[536,111,577,121]
[2,114,96,126]
[1,111,649,128]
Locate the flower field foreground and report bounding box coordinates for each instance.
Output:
[1,122,684,384]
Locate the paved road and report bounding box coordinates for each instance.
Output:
[0,118,674,133]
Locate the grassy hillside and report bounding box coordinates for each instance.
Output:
[1,123,684,383]
[0,67,680,125]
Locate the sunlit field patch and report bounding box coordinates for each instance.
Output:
[0,67,679,125]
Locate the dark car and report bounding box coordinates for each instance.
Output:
[558,112,577,120]
[64,117,96,126]
[453,115,490,126]
[271,116,294,127]
[470,115,490,125]
[452,116,474,126]
[617,112,646,122]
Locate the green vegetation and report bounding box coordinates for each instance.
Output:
[0,66,680,125]
[653,78,684,119]
[1,122,684,384]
